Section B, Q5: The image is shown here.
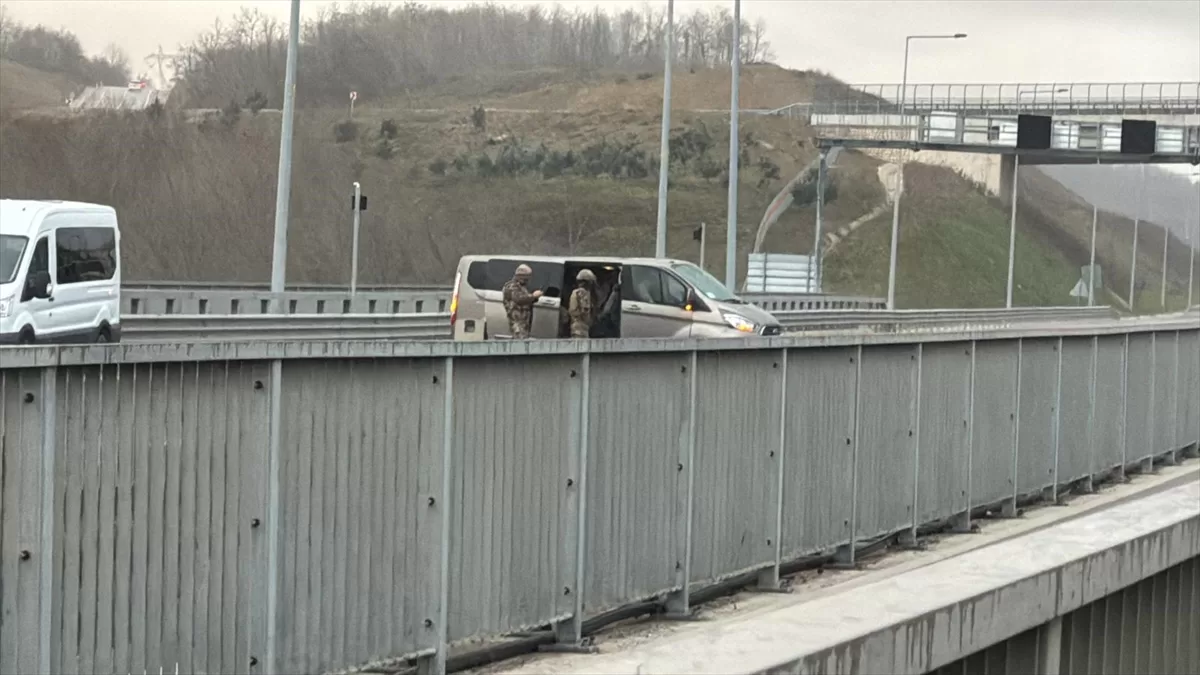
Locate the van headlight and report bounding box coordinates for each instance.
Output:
[722,312,756,333]
[0,295,11,318]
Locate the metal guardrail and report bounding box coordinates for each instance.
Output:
[123,280,445,292]
[2,318,1197,675]
[115,306,1119,342]
[122,287,450,316]
[121,286,887,317]
[121,313,451,342]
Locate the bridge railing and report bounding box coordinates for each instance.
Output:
[2,318,1197,675]
[770,81,1200,118]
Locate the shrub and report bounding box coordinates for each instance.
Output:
[373,138,394,159]
[380,118,398,139]
[220,99,241,127]
[428,158,448,175]
[333,119,360,143]
[244,90,268,114]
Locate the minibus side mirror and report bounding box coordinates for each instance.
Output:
[23,271,52,301]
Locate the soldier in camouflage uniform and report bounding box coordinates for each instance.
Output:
[567,269,596,338]
[501,264,542,339]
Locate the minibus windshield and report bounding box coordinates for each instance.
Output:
[0,235,27,284]
[670,261,741,303]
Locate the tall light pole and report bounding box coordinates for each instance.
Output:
[265,5,299,675]
[885,32,966,309]
[654,0,675,258]
[724,0,742,291]
[271,0,301,303]
[1129,164,1145,311]
[1189,167,1198,308]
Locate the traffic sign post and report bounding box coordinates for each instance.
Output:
[349,90,358,119]
[350,182,367,295]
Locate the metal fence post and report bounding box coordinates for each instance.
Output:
[1046,337,1064,504]
[1145,333,1157,474]
[958,342,976,531]
[1168,331,1181,465]
[1005,339,1023,517]
[901,344,923,546]
[755,348,788,591]
[37,367,58,675]
[551,354,591,647]
[834,345,863,567]
[419,357,454,675]
[665,351,697,617]
[1083,337,1098,492]
[264,360,284,674]
[1120,334,1131,481]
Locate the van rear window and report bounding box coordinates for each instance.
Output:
[467,259,564,293]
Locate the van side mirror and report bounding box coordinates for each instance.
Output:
[23,271,51,301]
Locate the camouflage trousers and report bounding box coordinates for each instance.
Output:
[569,321,590,338]
[509,321,531,339]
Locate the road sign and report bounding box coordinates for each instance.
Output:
[1069,279,1088,298]
[349,91,358,101]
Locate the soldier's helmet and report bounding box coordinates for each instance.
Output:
[576,269,597,284]
[515,264,533,278]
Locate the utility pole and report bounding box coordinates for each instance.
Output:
[724,0,741,291]
[270,0,301,304]
[654,0,674,258]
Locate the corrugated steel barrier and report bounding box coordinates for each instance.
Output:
[1,317,1197,675]
[928,555,1200,675]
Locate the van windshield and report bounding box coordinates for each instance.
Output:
[0,235,27,284]
[670,262,743,303]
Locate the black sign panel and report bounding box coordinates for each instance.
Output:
[1120,119,1157,155]
[1016,114,1052,150]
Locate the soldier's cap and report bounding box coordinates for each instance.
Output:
[515,264,533,277]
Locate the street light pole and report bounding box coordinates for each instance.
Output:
[724,0,741,291]
[654,0,674,258]
[1129,164,1145,311]
[885,33,966,310]
[270,0,301,304]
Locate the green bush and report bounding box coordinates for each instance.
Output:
[380,118,399,139]
[334,120,360,143]
[428,158,448,175]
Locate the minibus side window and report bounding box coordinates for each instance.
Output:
[56,227,116,284]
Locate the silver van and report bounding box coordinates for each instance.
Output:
[450,255,782,340]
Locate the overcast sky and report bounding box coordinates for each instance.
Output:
[2,0,1198,83]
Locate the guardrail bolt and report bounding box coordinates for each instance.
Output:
[251,518,261,528]
[680,365,687,373]
[253,380,264,390]
[769,450,775,457]
[19,550,31,561]
[766,539,773,547]
[249,656,258,668]
[677,463,684,472]
[424,618,434,628]
[563,586,571,596]
[432,375,439,384]
[427,496,436,507]
[675,561,682,570]
[908,430,913,437]
[569,370,577,378]
[23,392,34,404]
[773,362,778,369]
[845,438,852,445]
[566,478,574,487]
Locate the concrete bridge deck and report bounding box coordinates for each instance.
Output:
[476,462,1199,675]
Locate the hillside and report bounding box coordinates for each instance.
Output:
[0,59,79,114]
[0,60,1196,309]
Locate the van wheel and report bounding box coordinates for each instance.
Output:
[17,328,35,345]
[96,325,112,343]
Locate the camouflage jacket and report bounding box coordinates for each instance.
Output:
[502,278,537,334]
[568,286,593,327]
